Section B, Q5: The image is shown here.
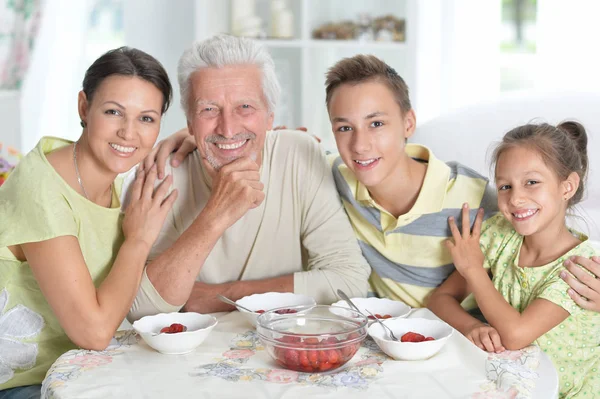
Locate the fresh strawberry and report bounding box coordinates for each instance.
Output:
[160,323,187,334]
[299,351,310,367]
[307,350,319,367]
[401,331,426,342]
[318,361,333,371]
[424,336,435,341]
[303,337,320,345]
[327,349,340,364]
[255,309,265,314]
[275,308,298,314]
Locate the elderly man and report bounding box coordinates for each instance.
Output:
[126,34,370,320]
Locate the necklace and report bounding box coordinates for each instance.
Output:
[73,141,113,207]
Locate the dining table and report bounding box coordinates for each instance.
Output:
[41,308,558,399]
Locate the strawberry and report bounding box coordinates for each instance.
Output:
[299,351,310,367]
[401,331,426,342]
[303,337,320,345]
[255,309,265,314]
[307,350,319,367]
[318,361,333,371]
[284,349,300,366]
[160,323,187,334]
[322,336,339,344]
[318,350,329,363]
[381,314,392,319]
[424,336,435,341]
[327,349,340,364]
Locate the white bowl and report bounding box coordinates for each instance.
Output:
[235,292,316,327]
[132,312,217,355]
[368,318,453,361]
[331,297,411,325]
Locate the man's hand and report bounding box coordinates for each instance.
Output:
[561,255,600,312]
[464,322,505,353]
[182,281,235,313]
[445,204,485,277]
[201,157,265,232]
[143,128,197,178]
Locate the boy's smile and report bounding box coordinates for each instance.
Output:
[328,80,415,189]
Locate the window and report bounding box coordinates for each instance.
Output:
[500,0,537,91]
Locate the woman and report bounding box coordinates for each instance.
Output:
[0,47,177,397]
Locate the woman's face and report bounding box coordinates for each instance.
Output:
[78,75,164,174]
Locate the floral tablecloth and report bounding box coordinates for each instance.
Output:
[41,309,557,399]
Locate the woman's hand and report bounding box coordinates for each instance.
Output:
[561,255,600,312]
[143,128,197,178]
[122,166,178,251]
[465,322,505,353]
[445,204,485,277]
[273,125,321,143]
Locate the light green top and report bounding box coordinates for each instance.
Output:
[481,213,600,399]
[0,137,124,389]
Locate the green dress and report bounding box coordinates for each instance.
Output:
[0,137,124,389]
[481,213,600,398]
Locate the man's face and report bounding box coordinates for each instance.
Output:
[187,65,274,175]
[329,80,415,189]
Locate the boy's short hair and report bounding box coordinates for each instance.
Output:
[325,54,412,114]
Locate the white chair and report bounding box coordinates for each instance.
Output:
[412,91,600,244]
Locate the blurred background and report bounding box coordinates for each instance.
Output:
[1,0,599,238]
[1,0,599,153]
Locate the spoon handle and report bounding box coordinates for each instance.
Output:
[217,294,253,313]
[365,308,399,341]
[336,289,363,314]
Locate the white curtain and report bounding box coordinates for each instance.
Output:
[20,0,93,152]
[0,0,42,89]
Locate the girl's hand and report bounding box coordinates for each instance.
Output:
[465,322,505,353]
[122,166,178,251]
[445,204,485,277]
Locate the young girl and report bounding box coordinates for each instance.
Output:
[0,47,177,397]
[428,121,599,398]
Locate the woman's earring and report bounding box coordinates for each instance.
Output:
[80,121,86,128]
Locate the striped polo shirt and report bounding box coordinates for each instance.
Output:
[329,144,498,308]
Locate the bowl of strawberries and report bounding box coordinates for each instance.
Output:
[256,305,368,373]
[132,312,218,355]
[235,292,316,327]
[368,318,453,361]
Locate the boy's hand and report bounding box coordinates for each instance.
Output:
[445,204,485,277]
[465,322,505,353]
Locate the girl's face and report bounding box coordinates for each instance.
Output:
[495,146,575,237]
[78,75,164,174]
[328,80,416,189]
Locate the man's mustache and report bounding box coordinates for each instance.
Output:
[205,133,256,143]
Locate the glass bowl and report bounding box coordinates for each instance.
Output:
[256,305,367,373]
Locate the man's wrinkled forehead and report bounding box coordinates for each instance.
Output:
[190,66,266,106]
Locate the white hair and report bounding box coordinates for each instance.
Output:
[178,34,281,116]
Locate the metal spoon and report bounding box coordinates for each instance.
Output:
[365,308,399,341]
[336,289,364,315]
[216,294,254,313]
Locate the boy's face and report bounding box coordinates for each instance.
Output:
[328,80,416,188]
